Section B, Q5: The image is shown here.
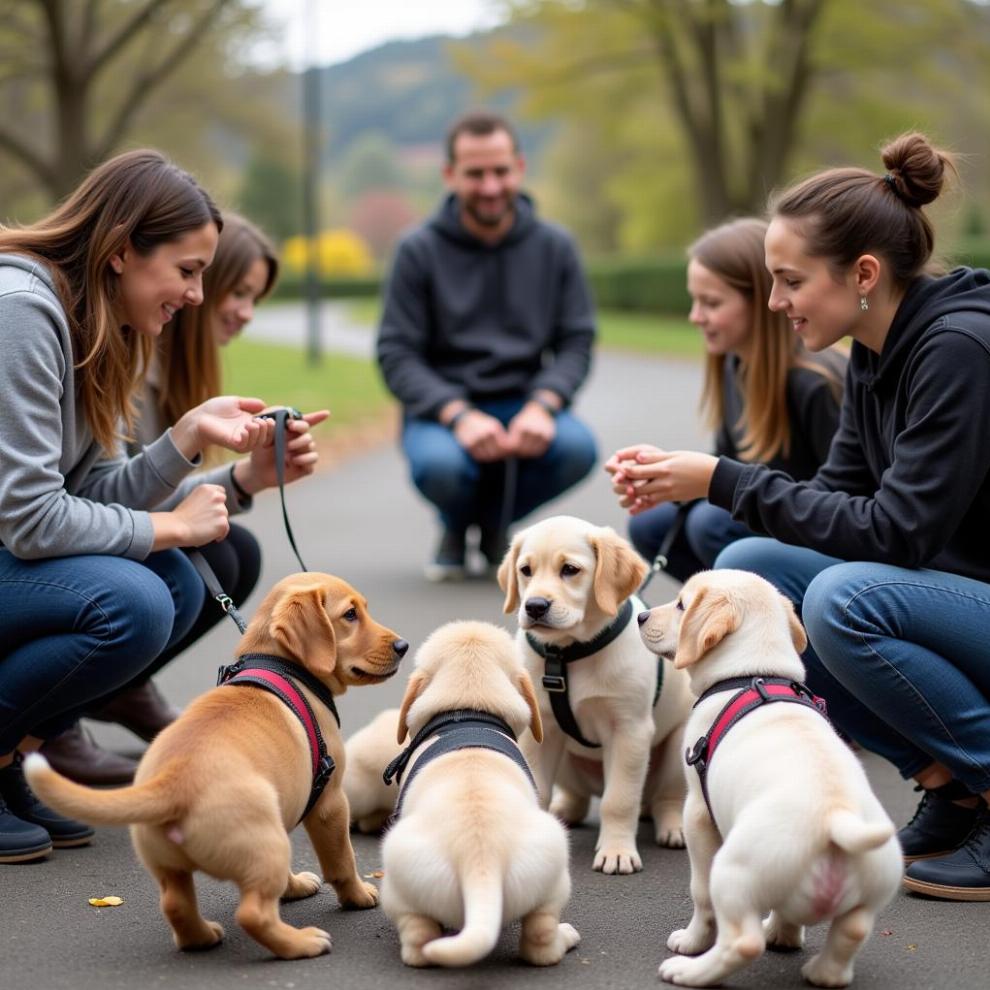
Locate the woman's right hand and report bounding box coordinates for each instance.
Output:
[170,396,274,459]
[151,484,229,550]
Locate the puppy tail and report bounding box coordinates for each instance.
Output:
[22,754,180,826]
[827,809,894,854]
[421,867,502,967]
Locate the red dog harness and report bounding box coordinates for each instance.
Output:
[217,653,339,823]
[686,676,830,833]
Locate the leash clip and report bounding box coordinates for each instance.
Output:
[752,677,771,703]
[685,734,709,769]
[215,593,235,614]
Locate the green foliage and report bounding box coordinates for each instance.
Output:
[238,154,302,243]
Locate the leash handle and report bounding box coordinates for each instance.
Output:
[258,406,308,573]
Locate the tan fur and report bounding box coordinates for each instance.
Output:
[343,708,404,834]
[25,572,406,961]
[498,515,696,875]
[380,621,579,968]
[639,570,903,988]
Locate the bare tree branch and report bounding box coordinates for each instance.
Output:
[0,126,55,188]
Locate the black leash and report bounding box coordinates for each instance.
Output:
[189,406,307,635]
[637,501,691,600]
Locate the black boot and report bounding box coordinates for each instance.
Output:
[0,774,52,864]
[39,723,138,786]
[897,780,981,862]
[87,679,180,743]
[904,805,990,901]
[0,754,93,849]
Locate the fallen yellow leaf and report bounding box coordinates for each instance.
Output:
[363,870,385,879]
[88,896,124,908]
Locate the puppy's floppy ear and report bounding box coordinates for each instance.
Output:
[498,534,523,614]
[588,527,649,616]
[270,586,337,678]
[515,670,544,743]
[781,594,808,655]
[674,587,740,669]
[396,670,427,744]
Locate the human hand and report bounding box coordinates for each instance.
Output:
[604,443,665,484]
[453,409,512,462]
[166,484,230,547]
[238,409,331,493]
[610,449,718,514]
[506,401,556,458]
[172,396,274,458]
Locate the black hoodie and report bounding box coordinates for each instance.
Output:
[376,193,596,419]
[709,268,990,582]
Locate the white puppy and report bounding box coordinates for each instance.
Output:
[639,569,902,988]
[343,708,401,833]
[498,515,695,875]
[380,621,580,968]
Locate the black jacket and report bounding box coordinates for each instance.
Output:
[710,268,990,582]
[376,193,596,419]
[715,351,845,480]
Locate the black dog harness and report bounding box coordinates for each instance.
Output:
[686,676,829,833]
[217,653,339,823]
[526,597,662,749]
[382,709,536,820]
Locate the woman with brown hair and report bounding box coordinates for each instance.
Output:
[0,151,279,863]
[605,217,845,580]
[614,132,990,902]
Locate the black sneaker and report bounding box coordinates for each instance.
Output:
[479,527,510,569]
[0,754,94,849]
[423,528,466,582]
[897,781,981,862]
[904,805,990,901]
[0,790,52,864]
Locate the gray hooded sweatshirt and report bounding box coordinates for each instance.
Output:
[0,253,199,560]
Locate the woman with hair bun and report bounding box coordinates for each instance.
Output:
[611,132,990,901]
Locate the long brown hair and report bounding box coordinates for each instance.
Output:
[0,149,221,452]
[156,212,279,426]
[769,132,956,285]
[694,218,842,462]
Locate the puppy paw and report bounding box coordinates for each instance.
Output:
[550,790,590,826]
[281,926,333,959]
[593,845,642,874]
[339,879,379,909]
[655,823,686,849]
[801,953,854,988]
[764,913,804,951]
[520,921,582,966]
[658,953,710,986]
[175,921,225,951]
[667,926,714,955]
[282,871,322,901]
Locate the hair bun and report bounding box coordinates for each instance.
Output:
[880,132,953,208]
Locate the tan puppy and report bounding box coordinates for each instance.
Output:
[498,515,695,875]
[639,569,902,988]
[344,707,401,833]
[380,621,580,968]
[25,573,407,961]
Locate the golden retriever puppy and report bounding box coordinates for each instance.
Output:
[639,569,902,988]
[498,515,695,875]
[344,707,401,833]
[25,573,407,961]
[380,621,579,968]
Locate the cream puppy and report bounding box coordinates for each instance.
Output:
[498,515,695,875]
[380,621,579,968]
[344,708,401,833]
[639,570,902,988]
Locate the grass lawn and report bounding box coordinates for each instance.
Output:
[221,339,392,439]
[342,298,702,358]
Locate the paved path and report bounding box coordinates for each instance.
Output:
[6,309,987,989]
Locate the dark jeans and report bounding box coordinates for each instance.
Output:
[0,548,202,753]
[401,397,598,534]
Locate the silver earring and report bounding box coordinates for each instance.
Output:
[860,295,869,312]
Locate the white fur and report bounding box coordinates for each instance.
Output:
[498,515,695,875]
[343,708,402,833]
[640,569,903,988]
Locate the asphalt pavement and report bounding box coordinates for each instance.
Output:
[3,304,987,990]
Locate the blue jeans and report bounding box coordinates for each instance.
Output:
[0,548,204,753]
[628,501,751,581]
[715,537,990,794]
[401,398,598,533]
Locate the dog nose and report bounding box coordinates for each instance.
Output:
[638,610,651,626]
[524,597,551,619]
[392,639,409,658]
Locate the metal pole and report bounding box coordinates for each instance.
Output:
[302,0,322,365]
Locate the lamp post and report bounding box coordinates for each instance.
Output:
[302,0,322,365]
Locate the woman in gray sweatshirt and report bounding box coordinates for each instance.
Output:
[0,150,278,864]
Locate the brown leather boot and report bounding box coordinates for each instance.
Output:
[87,679,181,743]
[39,723,138,786]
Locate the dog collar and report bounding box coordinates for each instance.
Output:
[686,676,830,834]
[217,653,340,822]
[382,709,535,821]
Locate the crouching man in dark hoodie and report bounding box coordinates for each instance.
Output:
[376,110,598,581]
